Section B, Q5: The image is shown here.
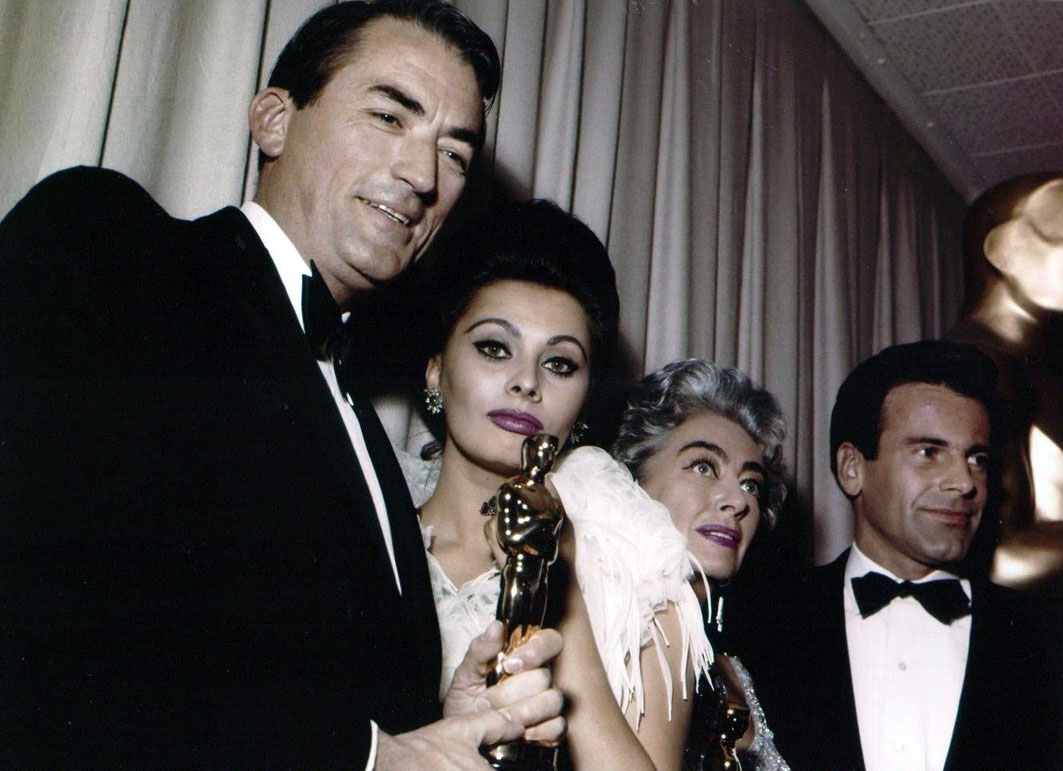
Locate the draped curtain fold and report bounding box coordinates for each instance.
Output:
[0,0,966,564]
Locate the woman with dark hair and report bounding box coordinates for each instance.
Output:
[400,200,713,770]
[613,359,790,770]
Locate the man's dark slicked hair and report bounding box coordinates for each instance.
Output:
[829,340,1002,475]
[259,0,500,167]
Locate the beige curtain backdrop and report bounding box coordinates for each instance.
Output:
[0,0,966,565]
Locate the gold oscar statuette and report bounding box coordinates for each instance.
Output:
[482,433,564,771]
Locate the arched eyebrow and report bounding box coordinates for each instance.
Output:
[370,84,480,148]
[547,335,588,360]
[370,84,425,115]
[464,317,516,335]
[677,440,727,460]
[677,440,765,474]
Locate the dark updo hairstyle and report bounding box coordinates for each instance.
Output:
[430,199,619,381]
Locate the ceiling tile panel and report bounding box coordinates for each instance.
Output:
[852,0,978,24]
[804,0,1063,197]
[998,1,1063,71]
[925,76,1063,154]
[873,4,1029,91]
[975,144,1063,189]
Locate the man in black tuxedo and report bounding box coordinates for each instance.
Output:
[0,2,563,768]
[740,341,1060,770]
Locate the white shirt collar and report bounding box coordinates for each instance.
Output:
[845,542,970,597]
[240,201,310,332]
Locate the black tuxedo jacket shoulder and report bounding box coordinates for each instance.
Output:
[0,167,441,768]
[737,551,1060,771]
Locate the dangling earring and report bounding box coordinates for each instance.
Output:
[424,387,444,415]
[569,421,588,446]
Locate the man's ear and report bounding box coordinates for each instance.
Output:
[425,354,442,392]
[835,442,865,498]
[249,87,294,162]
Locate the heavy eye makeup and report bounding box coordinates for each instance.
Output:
[473,338,510,360]
[542,351,582,377]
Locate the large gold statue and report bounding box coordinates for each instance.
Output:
[949,172,1063,589]
[483,433,564,770]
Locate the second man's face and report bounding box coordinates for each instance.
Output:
[840,382,991,580]
[260,17,484,304]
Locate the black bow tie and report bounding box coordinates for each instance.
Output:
[851,571,971,625]
[302,261,344,359]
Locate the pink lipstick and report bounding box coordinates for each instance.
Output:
[696,524,742,550]
[488,409,544,436]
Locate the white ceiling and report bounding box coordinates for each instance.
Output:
[803,0,1063,201]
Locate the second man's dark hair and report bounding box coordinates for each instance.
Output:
[829,339,1001,475]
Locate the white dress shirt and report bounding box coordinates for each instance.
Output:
[239,201,399,769]
[844,544,972,771]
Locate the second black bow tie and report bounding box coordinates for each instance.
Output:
[302,260,344,359]
[851,571,971,624]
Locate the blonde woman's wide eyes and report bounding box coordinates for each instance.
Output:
[687,459,717,477]
[741,479,763,498]
[474,340,509,359]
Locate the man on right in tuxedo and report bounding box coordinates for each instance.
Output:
[742,340,1060,770]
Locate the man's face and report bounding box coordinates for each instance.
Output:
[256,17,483,305]
[838,382,991,580]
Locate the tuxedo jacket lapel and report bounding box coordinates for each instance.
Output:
[944,580,987,770]
[744,551,865,771]
[190,204,443,730]
[749,542,1056,771]
[807,553,865,771]
[334,361,436,619]
[941,578,1054,770]
[198,208,404,603]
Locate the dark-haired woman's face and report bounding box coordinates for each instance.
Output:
[426,280,591,477]
[639,411,764,581]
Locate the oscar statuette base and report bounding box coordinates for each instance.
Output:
[482,740,560,770]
